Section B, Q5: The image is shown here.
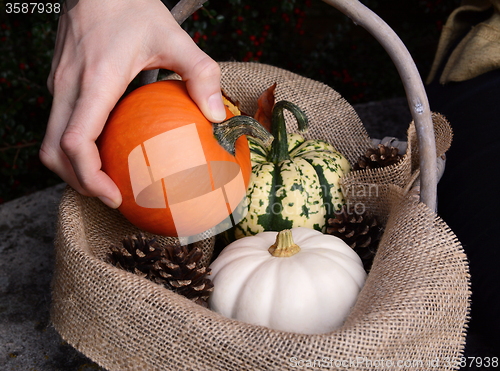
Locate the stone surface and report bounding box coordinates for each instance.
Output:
[0,183,104,371]
[0,98,411,371]
[354,97,412,140]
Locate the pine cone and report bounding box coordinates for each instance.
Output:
[108,233,214,307]
[353,144,402,170]
[326,205,383,272]
[108,233,164,277]
[150,244,214,307]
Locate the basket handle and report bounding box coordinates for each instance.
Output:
[322,0,438,211]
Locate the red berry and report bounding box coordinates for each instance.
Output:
[193,31,201,43]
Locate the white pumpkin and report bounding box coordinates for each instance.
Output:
[208,227,367,334]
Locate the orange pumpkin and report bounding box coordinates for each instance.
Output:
[97,80,271,239]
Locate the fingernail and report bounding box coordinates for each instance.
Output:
[208,92,227,122]
[98,196,120,209]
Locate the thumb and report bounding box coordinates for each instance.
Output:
[162,32,226,122]
[184,56,227,123]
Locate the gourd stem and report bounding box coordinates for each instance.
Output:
[267,101,308,164]
[213,116,274,156]
[269,229,301,257]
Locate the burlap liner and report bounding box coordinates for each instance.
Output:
[426,0,500,84]
[51,62,470,370]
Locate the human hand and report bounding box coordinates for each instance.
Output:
[40,0,226,209]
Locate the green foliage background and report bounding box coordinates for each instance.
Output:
[0,0,460,203]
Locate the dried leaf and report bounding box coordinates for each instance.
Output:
[254,83,277,132]
[221,89,242,116]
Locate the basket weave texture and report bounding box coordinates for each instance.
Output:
[51,62,470,371]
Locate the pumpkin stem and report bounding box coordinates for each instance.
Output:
[268,229,301,257]
[267,101,308,163]
[213,116,274,156]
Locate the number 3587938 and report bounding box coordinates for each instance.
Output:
[6,3,61,14]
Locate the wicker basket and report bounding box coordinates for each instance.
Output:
[51,1,470,370]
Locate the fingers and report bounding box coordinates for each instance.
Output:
[40,99,93,197]
[41,62,89,195]
[59,130,122,209]
[41,70,124,208]
[62,78,124,208]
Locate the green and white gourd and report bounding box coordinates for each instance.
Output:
[234,101,351,239]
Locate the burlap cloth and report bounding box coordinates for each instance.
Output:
[427,0,500,84]
[51,62,470,370]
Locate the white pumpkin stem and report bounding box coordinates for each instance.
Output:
[268,230,300,257]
